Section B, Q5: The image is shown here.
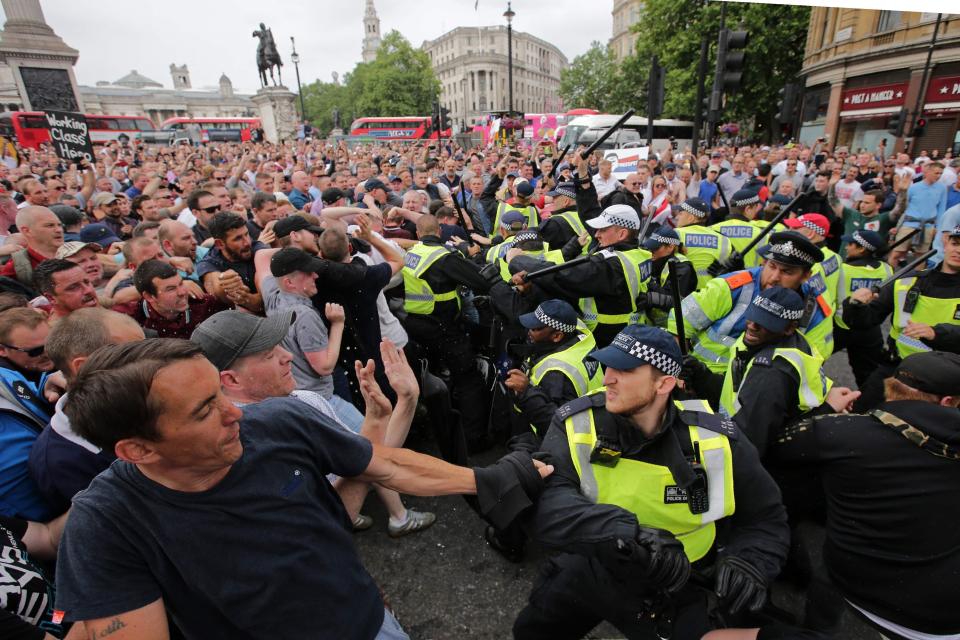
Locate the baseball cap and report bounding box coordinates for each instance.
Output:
[707,165,721,174]
[506,171,520,179]
[321,187,346,205]
[56,241,102,260]
[731,188,761,207]
[512,228,541,245]
[841,229,885,253]
[589,325,682,377]
[79,223,122,248]
[894,351,960,396]
[785,213,830,238]
[663,163,677,171]
[500,210,528,230]
[586,204,640,231]
[949,226,960,238]
[519,299,579,333]
[757,231,824,269]
[365,178,388,193]
[515,181,535,198]
[274,216,324,238]
[191,309,295,371]
[50,204,86,227]
[678,197,710,219]
[388,174,401,183]
[91,192,118,208]
[547,181,576,199]
[270,247,325,277]
[744,286,805,333]
[643,227,681,251]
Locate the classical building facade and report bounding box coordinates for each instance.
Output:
[79,66,256,126]
[610,0,643,62]
[799,10,960,155]
[362,0,381,63]
[422,26,567,129]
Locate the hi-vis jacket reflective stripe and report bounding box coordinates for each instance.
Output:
[676,225,732,289]
[565,395,735,561]
[490,202,539,237]
[891,276,960,358]
[669,267,834,373]
[718,335,833,418]
[580,248,651,330]
[402,243,460,315]
[835,261,893,330]
[551,209,587,240]
[530,332,604,398]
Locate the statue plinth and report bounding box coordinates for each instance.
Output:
[251,86,297,143]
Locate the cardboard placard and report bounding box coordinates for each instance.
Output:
[43,110,94,162]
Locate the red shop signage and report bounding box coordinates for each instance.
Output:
[841,82,908,109]
[925,75,960,103]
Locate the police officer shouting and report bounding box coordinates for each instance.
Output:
[843,224,960,410]
[670,231,834,374]
[515,325,789,639]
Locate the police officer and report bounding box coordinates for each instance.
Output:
[712,187,766,269]
[494,228,563,283]
[784,213,841,328]
[514,325,789,639]
[770,351,960,638]
[674,197,733,289]
[641,227,697,328]
[670,231,834,374]
[843,224,960,411]
[833,229,892,387]
[540,181,588,250]
[402,213,494,450]
[481,210,529,264]
[490,179,539,236]
[682,287,857,457]
[511,204,651,348]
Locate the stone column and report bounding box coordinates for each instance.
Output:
[0,0,52,33]
[251,86,298,143]
[823,80,845,143]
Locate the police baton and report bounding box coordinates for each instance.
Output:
[579,110,636,159]
[548,145,571,181]
[870,249,936,294]
[522,251,596,282]
[450,195,476,246]
[877,227,920,258]
[667,258,687,355]
[638,211,655,242]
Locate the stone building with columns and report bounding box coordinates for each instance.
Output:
[422,26,567,130]
[610,0,643,62]
[799,9,960,155]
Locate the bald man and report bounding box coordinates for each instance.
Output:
[288,170,313,211]
[0,206,66,288]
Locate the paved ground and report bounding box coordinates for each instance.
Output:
[355,350,881,639]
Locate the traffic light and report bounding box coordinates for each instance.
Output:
[431,99,440,133]
[719,28,749,94]
[776,83,799,123]
[888,108,906,136]
[913,116,928,137]
[439,105,451,133]
[648,57,666,118]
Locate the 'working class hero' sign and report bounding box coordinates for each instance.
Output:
[44,111,94,162]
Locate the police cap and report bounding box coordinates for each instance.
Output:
[757,231,823,269]
[744,286,804,333]
[590,325,682,378]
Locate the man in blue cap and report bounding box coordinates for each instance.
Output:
[514,324,789,638]
[641,227,696,328]
[682,286,858,458]
[834,229,893,387]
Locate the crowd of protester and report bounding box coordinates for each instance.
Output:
[0,129,958,640]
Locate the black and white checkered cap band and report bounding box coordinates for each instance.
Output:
[852,231,876,252]
[651,232,681,246]
[611,334,682,377]
[732,194,760,206]
[552,188,576,199]
[950,226,960,237]
[751,294,804,320]
[768,240,815,265]
[800,219,828,236]
[514,230,539,244]
[535,307,577,333]
[680,201,708,218]
[602,212,640,230]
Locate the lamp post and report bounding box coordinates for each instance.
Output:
[290,36,305,120]
[504,1,515,113]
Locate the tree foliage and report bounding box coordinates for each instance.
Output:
[560,42,624,112]
[301,30,440,135]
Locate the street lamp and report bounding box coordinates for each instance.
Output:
[504,1,514,113]
[290,36,305,120]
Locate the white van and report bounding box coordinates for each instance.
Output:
[558,114,694,153]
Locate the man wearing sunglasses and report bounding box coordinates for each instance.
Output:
[184,189,221,244]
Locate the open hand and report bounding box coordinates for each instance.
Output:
[380,339,418,401]
[355,358,392,423]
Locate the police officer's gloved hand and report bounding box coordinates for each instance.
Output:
[680,355,709,388]
[474,451,547,531]
[644,290,674,311]
[714,555,768,615]
[633,526,690,594]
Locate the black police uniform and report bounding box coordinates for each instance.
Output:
[402,235,493,449]
[770,400,960,637]
[515,397,789,639]
[539,204,585,249]
[841,263,960,410]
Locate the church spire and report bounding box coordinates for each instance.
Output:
[361,0,381,63]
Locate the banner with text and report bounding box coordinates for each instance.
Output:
[43,111,94,162]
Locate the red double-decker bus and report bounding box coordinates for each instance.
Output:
[349,116,450,140]
[0,111,156,149]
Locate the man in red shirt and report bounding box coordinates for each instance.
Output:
[127,259,226,339]
[0,206,65,288]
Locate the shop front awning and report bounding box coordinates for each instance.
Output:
[924,101,960,115]
[839,106,898,121]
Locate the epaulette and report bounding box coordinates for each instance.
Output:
[693,411,739,440]
[723,270,753,291]
[557,391,605,420]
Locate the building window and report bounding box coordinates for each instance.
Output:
[877,11,901,32]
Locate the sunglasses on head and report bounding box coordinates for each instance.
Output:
[3,343,45,358]
[201,205,222,214]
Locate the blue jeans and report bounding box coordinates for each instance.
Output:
[376,608,409,640]
[328,394,364,433]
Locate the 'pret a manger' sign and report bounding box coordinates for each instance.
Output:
[841,82,908,109]
[925,76,960,102]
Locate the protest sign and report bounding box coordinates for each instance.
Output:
[603,147,650,176]
[43,111,94,162]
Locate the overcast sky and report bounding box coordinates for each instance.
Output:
[7,0,611,95]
